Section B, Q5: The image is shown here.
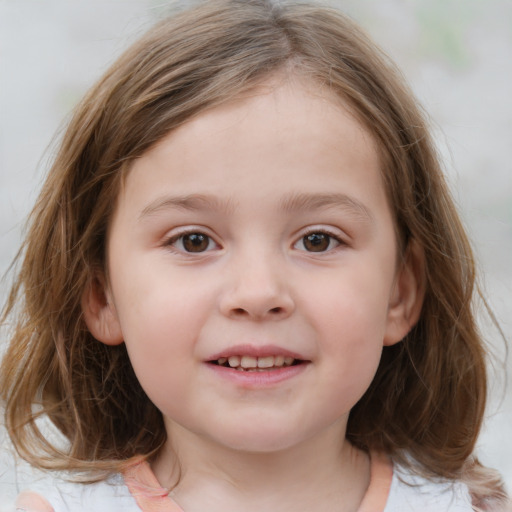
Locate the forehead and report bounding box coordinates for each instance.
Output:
[133,76,378,175]
[114,77,388,225]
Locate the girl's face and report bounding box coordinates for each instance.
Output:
[86,78,420,455]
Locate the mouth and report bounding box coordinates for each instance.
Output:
[209,355,304,372]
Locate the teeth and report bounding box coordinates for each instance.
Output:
[218,355,298,370]
[257,356,274,368]
[228,356,240,367]
[240,356,257,368]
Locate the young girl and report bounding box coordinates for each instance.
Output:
[1,0,509,510]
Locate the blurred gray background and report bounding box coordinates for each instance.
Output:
[1,0,511,508]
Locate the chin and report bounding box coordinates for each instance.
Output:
[207,424,312,454]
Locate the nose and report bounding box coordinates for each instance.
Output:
[218,251,295,321]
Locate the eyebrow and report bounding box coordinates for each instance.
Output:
[280,192,374,223]
[139,194,237,220]
[138,192,373,223]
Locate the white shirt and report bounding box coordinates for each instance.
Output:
[14,453,474,512]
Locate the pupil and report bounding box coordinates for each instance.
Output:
[304,233,329,252]
[183,233,208,252]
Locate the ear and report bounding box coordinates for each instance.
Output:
[81,271,124,346]
[383,240,425,346]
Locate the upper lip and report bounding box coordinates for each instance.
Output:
[206,344,308,362]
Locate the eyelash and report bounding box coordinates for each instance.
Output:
[163,227,346,255]
[293,228,345,253]
[163,229,220,254]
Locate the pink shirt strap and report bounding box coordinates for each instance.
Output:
[123,459,184,512]
[123,451,393,512]
[357,452,394,512]
[15,491,55,512]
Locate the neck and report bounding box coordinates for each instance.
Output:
[151,420,371,512]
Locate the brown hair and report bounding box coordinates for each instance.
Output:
[1,0,507,506]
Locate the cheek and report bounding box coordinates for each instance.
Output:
[307,265,392,402]
[109,267,212,394]
[318,322,384,418]
[321,315,384,388]
[112,257,210,339]
[120,305,196,418]
[311,269,393,347]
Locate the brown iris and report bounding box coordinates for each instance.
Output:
[182,233,210,252]
[303,233,331,252]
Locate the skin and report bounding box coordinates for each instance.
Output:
[83,77,423,512]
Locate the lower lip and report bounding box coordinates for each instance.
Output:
[206,362,309,387]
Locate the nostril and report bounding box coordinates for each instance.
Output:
[230,306,284,318]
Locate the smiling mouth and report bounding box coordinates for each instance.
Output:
[210,355,303,372]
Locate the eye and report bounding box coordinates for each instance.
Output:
[294,231,342,253]
[166,231,218,253]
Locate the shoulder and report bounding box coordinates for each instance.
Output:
[15,472,141,512]
[384,463,473,512]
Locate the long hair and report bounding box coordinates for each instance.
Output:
[1,0,507,506]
